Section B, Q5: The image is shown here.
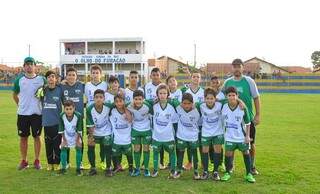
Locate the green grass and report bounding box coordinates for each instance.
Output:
[0,91,319,193]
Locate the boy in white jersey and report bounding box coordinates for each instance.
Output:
[220,87,255,183]
[125,70,144,104]
[85,65,108,170]
[127,90,152,177]
[144,67,161,101]
[110,94,134,176]
[166,75,182,102]
[210,76,225,100]
[86,89,114,177]
[151,84,179,178]
[181,71,204,170]
[174,93,201,180]
[198,88,224,181]
[58,100,83,176]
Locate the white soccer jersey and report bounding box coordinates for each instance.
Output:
[84,81,108,106]
[185,87,205,103]
[86,103,113,137]
[216,91,225,100]
[127,102,152,132]
[176,106,200,142]
[124,87,144,103]
[110,108,132,145]
[198,102,224,137]
[221,104,250,143]
[59,112,82,148]
[170,89,183,102]
[144,82,160,101]
[13,75,46,115]
[104,92,115,104]
[152,102,178,142]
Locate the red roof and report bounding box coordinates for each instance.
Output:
[282,66,312,73]
[205,62,260,75]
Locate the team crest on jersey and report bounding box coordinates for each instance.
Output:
[53,96,59,101]
[75,89,81,94]
[125,96,130,102]
[64,90,68,96]
[189,116,195,122]
[235,116,241,122]
[165,114,171,120]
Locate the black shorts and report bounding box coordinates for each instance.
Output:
[250,121,256,144]
[17,114,42,137]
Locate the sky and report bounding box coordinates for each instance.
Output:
[0,0,319,68]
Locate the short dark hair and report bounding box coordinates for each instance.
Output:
[231,59,244,66]
[108,75,119,84]
[210,76,219,81]
[204,87,217,98]
[129,70,139,75]
[182,93,193,103]
[45,70,56,78]
[114,93,124,101]
[90,65,102,73]
[151,67,160,74]
[225,86,238,95]
[94,89,105,97]
[166,75,175,84]
[64,100,75,107]
[66,67,77,75]
[133,90,144,98]
[156,84,170,98]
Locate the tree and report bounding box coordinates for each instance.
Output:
[311,51,320,69]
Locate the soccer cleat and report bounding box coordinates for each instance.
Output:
[183,162,193,171]
[173,171,181,179]
[251,167,259,175]
[99,161,107,170]
[53,164,60,171]
[105,168,114,177]
[144,169,151,177]
[18,160,29,170]
[159,163,167,170]
[208,163,214,172]
[76,169,83,176]
[212,171,221,181]
[80,163,91,170]
[151,170,158,178]
[57,168,67,175]
[33,159,42,170]
[46,164,53,171]
[221,172,231,181]
[167,171,175,179]
[66,163,70,169]
[88,168,97,176]
[245,173,256,183]
[193,171,201,180]
[132,168,141,177]
[129,167,134,176]
[201,171,209,180]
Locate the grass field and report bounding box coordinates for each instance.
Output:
[0,91,319,194]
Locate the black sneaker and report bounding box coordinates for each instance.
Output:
[88,168,97,176]
[212,171,220,181]
[151,170,158,178]
[168,171,175,179]
[173,171,181,179]
[251,167,259,175]
[76,169,83,176]
[57,168,67,175]
[193,171,201,180]
[201,171,209,180]
[105,168,114,177]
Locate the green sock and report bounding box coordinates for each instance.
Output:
[225,155,233,173]
[209,147,214,164]
[126,153,133,170]
[76,147,82,170]
[213,152,221,172]
[243,153,252,175]
[202,152,209,172]
[134,151,141,169]
[100,142,105,162]
[169,151,176,173]
[177,150,184,172]
[192,148,198,172]
[87,146,95,168]
[60,148,68,169]
[187,147,192,163]
[143,151,150,169]
[105,145,112,169]
[153,150,159,171]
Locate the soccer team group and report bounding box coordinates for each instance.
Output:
[13,57,261,183]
